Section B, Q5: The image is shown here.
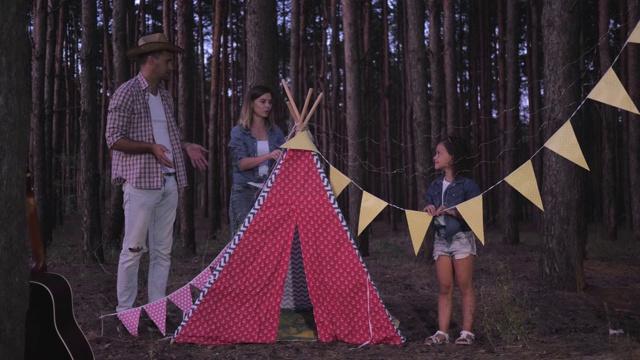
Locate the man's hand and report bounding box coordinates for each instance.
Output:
[183,143,209,170]
[151,143,174,168]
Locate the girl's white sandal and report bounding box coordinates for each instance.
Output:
[424,330,449,346]
[454,330,475,345]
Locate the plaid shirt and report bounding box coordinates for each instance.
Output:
[106,73,187,189]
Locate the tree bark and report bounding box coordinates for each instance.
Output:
[443,0,457,134]
[245,0,277,88]
[627,1,640,241]
[540,0,586,291]
[406,0,432,200]
[290,0,300,103]
[103,0,130,250]
[342,0,367,254]
[208,0,224,235]
[502,0,520,244]
[0,2,31,358]
[526,0,543,230]
[177,0,196,253]
[428,0,444,145]
[598,0,617,240]
[79,0,104,262]
[31,0,51,247]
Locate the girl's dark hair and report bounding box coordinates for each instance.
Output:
[439,135,474,177]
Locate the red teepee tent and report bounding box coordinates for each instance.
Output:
[173,149,404,345]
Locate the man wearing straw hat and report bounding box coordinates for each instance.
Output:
[105,33,208,328]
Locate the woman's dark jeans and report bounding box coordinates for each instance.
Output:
[229,183,262,238]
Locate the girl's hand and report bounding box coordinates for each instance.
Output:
[423,205,436,216]
[434,205,447,216]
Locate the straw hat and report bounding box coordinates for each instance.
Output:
[127,33,184,60]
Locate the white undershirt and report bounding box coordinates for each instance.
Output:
[436,179,451,225]
[247,140,270,188]
[149,93,174,174]
[256,140,270,177]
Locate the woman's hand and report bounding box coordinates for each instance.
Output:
[267,149,283,161]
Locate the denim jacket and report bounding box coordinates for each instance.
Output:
[228,124,286,185]
[425,174,481,240]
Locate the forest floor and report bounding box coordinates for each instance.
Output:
[46,213,640,360]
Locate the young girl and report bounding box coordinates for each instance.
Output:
[423,136,481,346]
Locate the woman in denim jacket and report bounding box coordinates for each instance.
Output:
[423,136,481,346]
[228,85,285,236]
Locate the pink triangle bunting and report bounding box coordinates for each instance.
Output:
[190,268,212,290]
[143,299,167,336]
[117,307,142,337]
[168,285,193,313]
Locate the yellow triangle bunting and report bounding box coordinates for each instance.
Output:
[329,166,351,197]
[629,21,640,43]
[544,121,590,171]
[358,191,388,235]
[587,68,639,115]
[405,210,432,256]
[456,195,485,245]
[280,130,319,153]
[504,160,544,211]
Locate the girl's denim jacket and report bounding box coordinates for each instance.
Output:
[425,174,481,240]
[228,124,286,185]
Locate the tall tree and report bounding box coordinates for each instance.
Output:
[406,0,432,197]
[501,0,520,244]
[428,0,444,145]
[627,1,640,241]
[598,0,617,240]
[103,0,130,250]
[207,0,224,234]
[443,0,457,133]
[79,0,104,262]
[31,0,51,246]
[540,0,586,291]
[342,0,367,253]
[245,0,278,88]
[289,0,301,102]
[525,0,543,229]
[0,2,30,358]
[177,0,196,252]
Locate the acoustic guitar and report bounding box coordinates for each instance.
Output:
[24,170,95,360]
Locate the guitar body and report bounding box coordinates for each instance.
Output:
[25,272,95,360]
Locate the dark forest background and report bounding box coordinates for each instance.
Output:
[2,0,640,357]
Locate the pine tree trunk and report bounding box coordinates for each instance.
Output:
[526,0,543,230]
[79,0,104,262]
[0,2,30,358]
[208,0,224,235]
[598,0,617,240]
[502,0,520,244]
[245,0,277,88]
[627,2,640,241]
[53,2,65,226]
[103,0,129,249]
[443,0,457,134]
[428,0,443,146]
[540,0,586,291]
[177,0,196,253]
[289,0,300,103]
[31,0,51,247]
[342,0,367,255]
[406,0,431,201]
